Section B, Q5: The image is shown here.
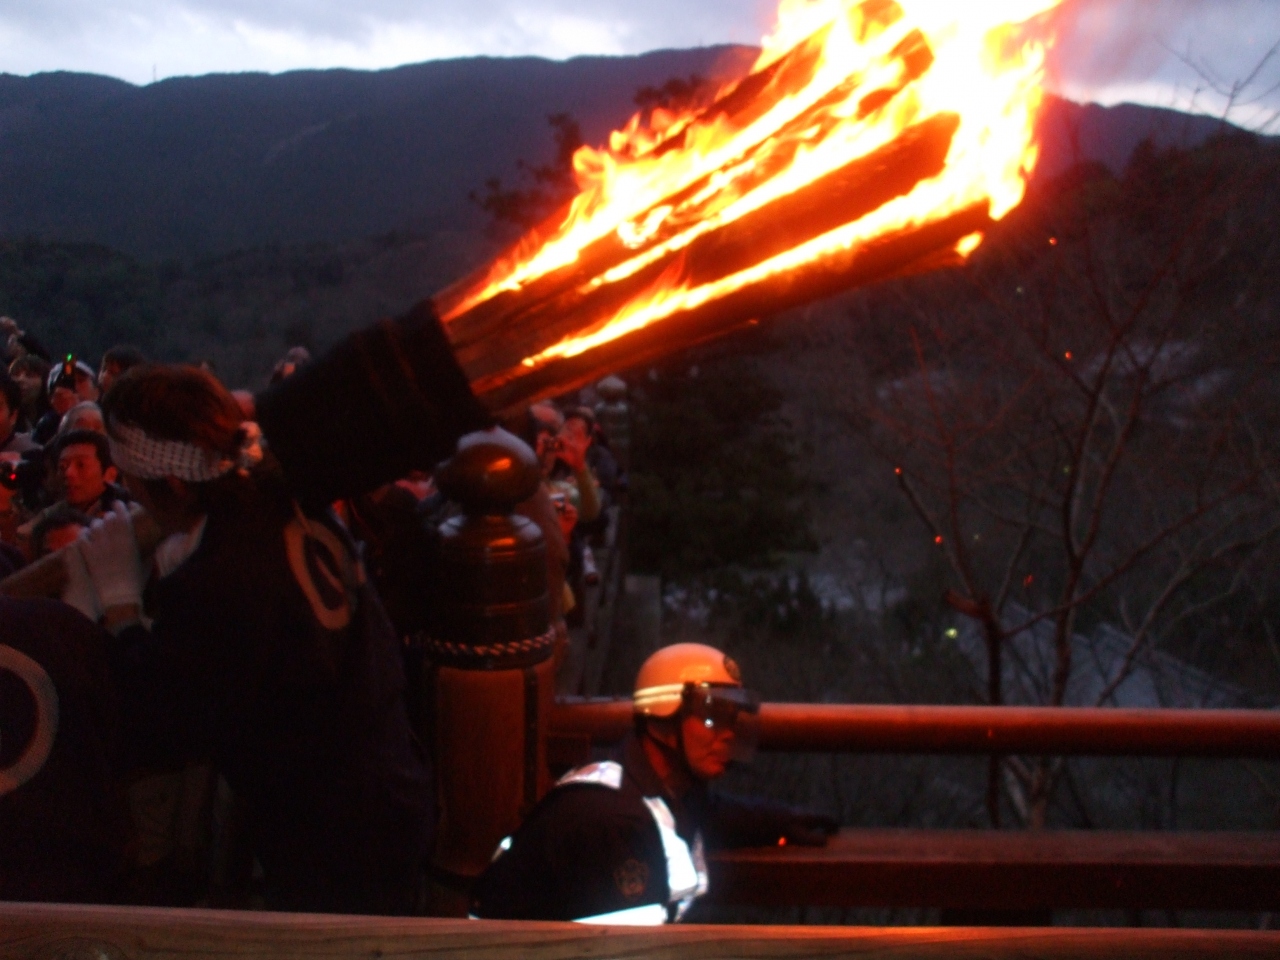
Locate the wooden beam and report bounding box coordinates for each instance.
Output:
[550,699,1280,757]
[709,829,1280,910]
[433,0,908,325]
[453,114,963,391]
[2,902,1278,959]
[470,203,986,415]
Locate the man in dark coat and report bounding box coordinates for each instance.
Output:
[67,306,490,914]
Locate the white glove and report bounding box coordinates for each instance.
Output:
[78,501,145,610]
[61,539,104,622]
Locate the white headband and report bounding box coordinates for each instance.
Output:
[107,421,261,482]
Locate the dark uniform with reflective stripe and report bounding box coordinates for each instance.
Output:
[471,736,812,922]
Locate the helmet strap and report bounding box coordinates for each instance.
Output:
[642,706,697,796]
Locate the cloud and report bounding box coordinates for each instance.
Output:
[0,0,1277,129]
[0,0,775,83]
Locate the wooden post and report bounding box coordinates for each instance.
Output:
[425,429,556,912]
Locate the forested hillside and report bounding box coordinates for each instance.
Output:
[0,48,1255,261]
[0,48,756,259]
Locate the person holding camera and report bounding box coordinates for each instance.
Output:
[0,457,21,545]
[0,371,42,547]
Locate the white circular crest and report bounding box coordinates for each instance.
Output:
[283,518,355,631]
[0,644,60,797]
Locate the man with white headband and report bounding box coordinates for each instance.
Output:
[69,363,434,914]
[471,642,837,924]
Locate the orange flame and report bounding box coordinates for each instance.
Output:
[444,0,1062,370]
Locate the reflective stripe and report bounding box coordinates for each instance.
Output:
[641,795,708,920]
[574,903,668,926]
[550,761,710,924]
[489,834,513,862]
[632,683,685,712]
[555,760,623,790]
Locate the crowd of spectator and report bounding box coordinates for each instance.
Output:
[0,320,145,565]
[0,313,628,912]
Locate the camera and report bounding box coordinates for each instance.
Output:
[0,451,46,505]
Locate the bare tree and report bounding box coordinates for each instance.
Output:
[861,127,1280,827]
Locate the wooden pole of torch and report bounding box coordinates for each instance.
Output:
[470,201,988,415]
[440,25,935,365]
[452,108,956,384]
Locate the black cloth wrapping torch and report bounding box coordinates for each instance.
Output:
[254,299,492,510]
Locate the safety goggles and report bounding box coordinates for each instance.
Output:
[684,684,761,762]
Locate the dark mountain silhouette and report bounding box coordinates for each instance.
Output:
[1034,97,1259,179]
[0,50,1269,263]
[0,49,757,261]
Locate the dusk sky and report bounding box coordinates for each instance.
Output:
[2,0,1278,131]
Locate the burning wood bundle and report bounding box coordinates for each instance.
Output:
[440,0,1063,414]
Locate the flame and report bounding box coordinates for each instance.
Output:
[444,0,1062,371]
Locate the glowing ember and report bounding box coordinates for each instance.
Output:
[440,0,1063,398]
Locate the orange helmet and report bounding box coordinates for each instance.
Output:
[634,643,760,763]
[633,643,744,718]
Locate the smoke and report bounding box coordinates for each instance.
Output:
[1045,0,1202,88]
[1043,0,1280,124]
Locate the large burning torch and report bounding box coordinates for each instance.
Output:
[444,0,1063,412]
[2,0,1061,597]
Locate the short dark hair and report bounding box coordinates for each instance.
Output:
[15,333,50,364]
[101,345,146,372]
[30,503,91,558]
[10,353,50,381]
[0,370,21,416]
[54,429,112,471]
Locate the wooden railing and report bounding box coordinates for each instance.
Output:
[707,829,1280,911]
[550,699,1280,916]
[550,699,1280,756]
[3,902,1278,959]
